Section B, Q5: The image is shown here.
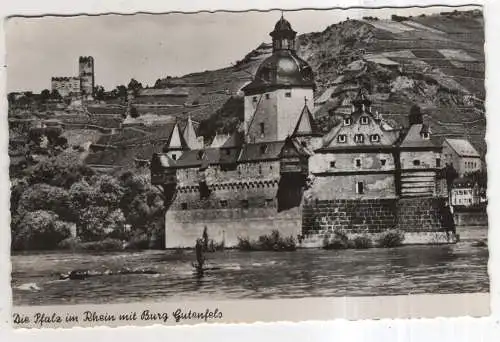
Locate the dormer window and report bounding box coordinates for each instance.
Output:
[360,116,369,125]
[260,144,268,155]
[343,117,352,126]
[285,91,292,98]
[421,132,430,140]
[370,134,380,143]
[355,159,362,168]
[260,122,265,137]
[330,161,336,168]
[265,93,270,99]
[337,134,347,143]
[413,160,421,166]
[354,134,364,143]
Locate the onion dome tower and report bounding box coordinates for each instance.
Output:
[242,15,316,143]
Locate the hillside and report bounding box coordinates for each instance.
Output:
[77,9,485,169]
[148,9,485,155]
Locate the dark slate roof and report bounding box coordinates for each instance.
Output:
[241,50,314,94]
[238,141,285,162]
[292,104,321,137]
[399,124,438,149]
[445,138,480,157]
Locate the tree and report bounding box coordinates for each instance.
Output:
[443,163,459,197]
[114,85,128,99]
[130,106,139,118]
[154,78,163,88]
[28,157,94,188]
[40,89,51,103]
[11,210,73,250]
[464,169,487,189]
[127,78,143,96]
[50,89,62,100]
[94,85,105,101]
[17,183,73,221]
[7,92,16,105]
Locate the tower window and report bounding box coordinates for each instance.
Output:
[354,134,364,143]
[355,159,362,168]
[241,200,249,209]
[436,158,441,168]
[252,96,258,102]
[265,93,270,99]
[220,200,228,208]
[370,134,380,143]
[285,91,292,98]
[260,144,268,155]
[343,117,352,126]
[360,116,369,125]
[171,154,177,160]
[265,198,274,207]
[380,159,387,166]
[337,134,347,143]
[356,182,364,194]
[413,160,421,166]
[330,161,336,168]
[260,122,265,136]
[421,132,430,139]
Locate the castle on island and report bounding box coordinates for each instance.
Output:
[151,16,456,248]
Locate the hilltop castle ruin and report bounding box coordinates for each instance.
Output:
[51,56,95,98]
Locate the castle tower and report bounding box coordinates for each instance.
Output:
[241,15,315,143]
[79,56,95,97]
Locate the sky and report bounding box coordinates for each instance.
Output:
[6,5,481,93]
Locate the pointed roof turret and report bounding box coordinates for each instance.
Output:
[292,101,321,137]
[183,116,202,149]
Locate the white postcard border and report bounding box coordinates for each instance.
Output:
[1,0,498,340]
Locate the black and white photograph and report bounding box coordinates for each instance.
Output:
[7,3,489,326]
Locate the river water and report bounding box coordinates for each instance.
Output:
[11,226,489,306]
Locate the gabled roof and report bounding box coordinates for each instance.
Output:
[210,134,231,148]
[292,104,321,137]
[221,131,244,148]
[444,138,480,157]
[399,124,437,149]
[238,141,285,162]
[280,137,313,158]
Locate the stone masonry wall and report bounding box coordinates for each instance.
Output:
[302,198,399,235]
[302,197,449,240]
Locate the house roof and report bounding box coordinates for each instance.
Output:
[399,124,437,149]
[453,177,477,188]
[445,138,480,157]
[238,141,285,162]
[210,134,231,148]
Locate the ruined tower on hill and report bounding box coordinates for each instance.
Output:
[79,56,95,97]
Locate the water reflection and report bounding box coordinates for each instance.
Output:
[11,231,489,306]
